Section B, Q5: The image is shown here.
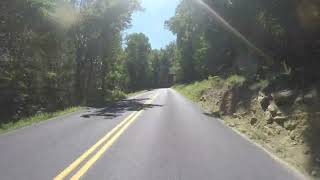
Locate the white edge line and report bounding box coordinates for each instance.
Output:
[170,88,309,180]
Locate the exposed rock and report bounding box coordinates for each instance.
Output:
[240,129,247,133]
[250,117,258,125]
[311,170,317,176]
[275,126,282,134]
[267,103,278,115]
[229,122,236,127]
[258,92,269,110]
[284,120,298,131]
[264,126,274,136]
[272,89,296,106]
[232,113,238,118]
[265,111,273,124]
[276,110,283,116]
[290,131,296,140]
[274,116,288,124]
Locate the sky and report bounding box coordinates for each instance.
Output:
[125,0,180,49]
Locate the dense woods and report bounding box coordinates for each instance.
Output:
[1,0,320,127]
[1,0,319,176]
[0,0,141,122]
[0,0,177,123]
[166,0,320,84]
[167,0,320,176]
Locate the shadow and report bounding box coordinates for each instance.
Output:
[203,112,221,118]
[220,82,256,115]
[81,97,163,120]
[302,91,320,176]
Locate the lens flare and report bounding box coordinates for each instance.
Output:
[194,0,272,62]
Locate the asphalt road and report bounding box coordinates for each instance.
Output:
[0,89,306,180]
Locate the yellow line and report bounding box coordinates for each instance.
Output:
[54,112,137,180]
[70,93,159,180]
[70,111,143,180]
[54,93,159,180]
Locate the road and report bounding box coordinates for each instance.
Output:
[0,89,305,180]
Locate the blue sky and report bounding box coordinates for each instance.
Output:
[125,0,180,49]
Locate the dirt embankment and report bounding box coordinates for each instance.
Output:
[198,76,320,179]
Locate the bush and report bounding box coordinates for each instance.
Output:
[225,75,246,87]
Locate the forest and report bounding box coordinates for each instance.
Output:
[1,0,319,128]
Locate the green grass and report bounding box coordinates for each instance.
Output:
[225,74,246,87]
[173,80,211,101]
[0,107,82,134]
[173,75,247,102]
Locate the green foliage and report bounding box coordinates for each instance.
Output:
[125,33,152,90]
[225,75,246,87]
[0,0,141,123]
[173,80,211,101]
[174,74,246,102]
[167,0,320,85]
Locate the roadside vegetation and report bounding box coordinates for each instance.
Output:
[0,107,81,134]
[168,0,320,178]
[1,0,319,178]
[0,0,175,125]
[174,75,319,179]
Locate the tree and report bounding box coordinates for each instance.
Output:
[0,0,141,122]
[125,33,152,90]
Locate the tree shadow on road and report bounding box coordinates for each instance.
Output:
[81,97,163,119]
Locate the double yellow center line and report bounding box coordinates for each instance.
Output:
[54,93,159,180]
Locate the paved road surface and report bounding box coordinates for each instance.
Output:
[0,89,305,180]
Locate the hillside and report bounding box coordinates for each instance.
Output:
[174,75,320,178]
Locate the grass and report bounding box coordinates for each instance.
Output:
[173,74,246,102]
[173,79,211,101]
[0,106,82,134]
[225,74,246,87]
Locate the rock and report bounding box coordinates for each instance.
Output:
[265,111,273,124]
[232,113,238,118]
[272,89,296,106]
[240,129,247,133]
[311,170,317,176]
[264,126,274,136]
[229,122,236,127]
[276,110,283,116]
[250,117,258,125]
[267,103,278,115]
[274,116,288,124]
[290,131,296,140]
[275,126,282,134]
[258,93,269,110]
[284,121,298,131]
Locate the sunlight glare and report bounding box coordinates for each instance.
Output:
[194,0,271,61]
